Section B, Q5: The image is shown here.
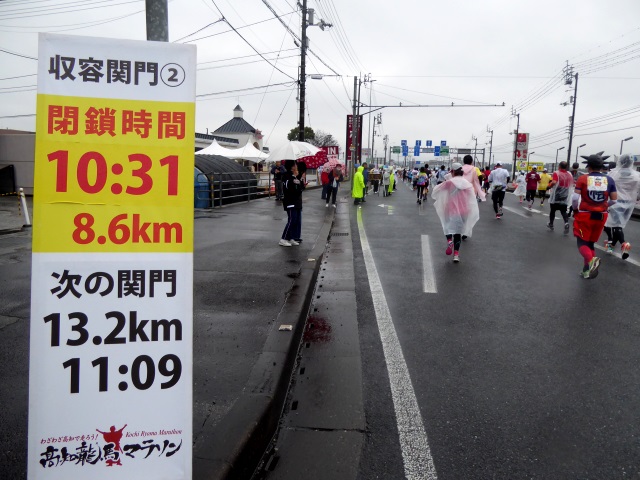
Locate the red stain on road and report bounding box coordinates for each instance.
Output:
[303,315,332,343]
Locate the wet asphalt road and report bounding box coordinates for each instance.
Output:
[352,181,640,479]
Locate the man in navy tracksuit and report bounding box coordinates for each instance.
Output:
[279,160,304,247]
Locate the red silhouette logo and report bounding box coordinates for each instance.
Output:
[96,424,127,466]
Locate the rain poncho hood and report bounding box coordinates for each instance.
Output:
[431,176,480,236]
[352,166,365,198]
[605,154,640,228]
[462,164,486,201]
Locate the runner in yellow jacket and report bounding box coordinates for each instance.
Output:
[352,165,365,206]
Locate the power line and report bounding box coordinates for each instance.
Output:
[196,81,296,98]
[0,48,37,60]
[0,0,141,20]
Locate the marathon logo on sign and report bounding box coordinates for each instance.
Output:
[39,423,183,470]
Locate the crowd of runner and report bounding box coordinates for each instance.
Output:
[347,153,640,279]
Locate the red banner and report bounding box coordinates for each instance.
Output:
[345,115,363,163]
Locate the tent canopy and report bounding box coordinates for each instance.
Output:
[197,139,268,163]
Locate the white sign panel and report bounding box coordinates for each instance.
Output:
[29,33,196,479]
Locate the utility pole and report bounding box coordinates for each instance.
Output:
[487,127,493,170]
[511,108,520,177]
[371,113,381,164]
[383,134,389,166]
[564,63,578,165]
[297,6,331,142]
[145,0,168,41]
[298,0,308,142]
[350,76,358,188]
[472,135,478,163]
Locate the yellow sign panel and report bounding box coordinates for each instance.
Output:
[33,95,194,253]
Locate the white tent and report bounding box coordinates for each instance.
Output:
[227,142,269,163]
[197,139,236,156]
[197,139,268,163]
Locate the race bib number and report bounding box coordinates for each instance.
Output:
[587,175,607,202]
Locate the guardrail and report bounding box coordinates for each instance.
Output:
[195,171,319,209]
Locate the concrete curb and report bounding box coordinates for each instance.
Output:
[193,208,335,480]
[0,226,26,235]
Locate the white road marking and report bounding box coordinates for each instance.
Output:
[502,206,528,217]
[357,208,438,479]
[421,235,438,293]
[523,206,543,214]
[595,244,640,267]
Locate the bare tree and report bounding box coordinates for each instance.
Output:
[308,130,339,147]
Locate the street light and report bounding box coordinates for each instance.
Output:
[527,151,535,171]
[555,146,566,172]
[620,136,633,155]
[576,143,586,162]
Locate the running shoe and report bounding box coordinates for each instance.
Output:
[445,241,453,256]
[453,253,460,263]
[564,223,570,235]
[580,270,590,279]
[496,214,501,220]
[621,242,631,260]
[588,257,601,279]
[604,241,614,254]
[289,239,300,246]
[498,207,503,216]
[279,239,292,247]
[546,223,554,231]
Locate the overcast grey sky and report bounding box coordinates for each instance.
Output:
[1,0,639,165]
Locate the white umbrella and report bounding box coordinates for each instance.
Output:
[266,141,321,161]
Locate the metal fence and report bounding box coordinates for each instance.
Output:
[195,170,320,208]
[195,171,271,208]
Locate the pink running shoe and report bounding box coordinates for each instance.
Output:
[445,241,453,256]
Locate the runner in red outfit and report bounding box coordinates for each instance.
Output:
[572,152,617,279]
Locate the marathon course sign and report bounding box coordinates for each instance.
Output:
[28,33,196,479]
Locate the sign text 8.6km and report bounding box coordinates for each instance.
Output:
[73,213,182,245]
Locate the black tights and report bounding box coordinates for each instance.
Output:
[604,226,625,246]
[446,234,462,252]
[549,203,568,225]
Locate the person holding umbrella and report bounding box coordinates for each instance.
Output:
[279,160,304,247]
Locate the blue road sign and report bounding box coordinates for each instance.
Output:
[401,140,407,146]
[434,145,440,157]
[441,140,447,147]
[402,145,408,156]
[413,145,420,156]
[415,140,422,146]
[426,140,432,147]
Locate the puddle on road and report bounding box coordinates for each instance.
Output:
[303,315,332,343]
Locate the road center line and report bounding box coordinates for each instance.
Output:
[357,208,438,480]
[421,235,438,293]
[502,205,528,217]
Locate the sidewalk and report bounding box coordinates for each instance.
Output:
[191,189,336,479]
[0,193,31,234]
[0,189,335,479]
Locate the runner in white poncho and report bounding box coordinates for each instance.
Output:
[602,154,640,259]
[431,162,480,263]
